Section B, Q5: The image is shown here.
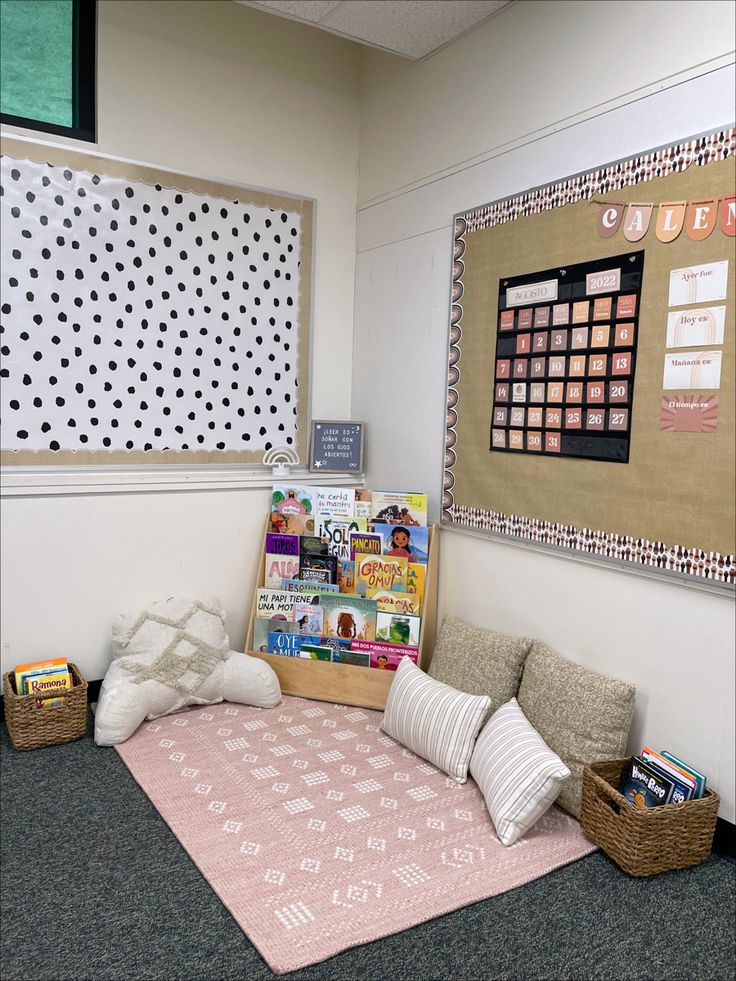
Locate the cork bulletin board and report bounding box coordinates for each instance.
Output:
[0,137,314,467]
[443,128,735,585]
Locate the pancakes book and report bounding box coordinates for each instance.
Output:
[366,589,421,615]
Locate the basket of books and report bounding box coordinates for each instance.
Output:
[581,756,720,877]
[3,658,88,751]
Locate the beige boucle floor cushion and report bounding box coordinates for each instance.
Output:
[517,641,636,817]
[94,596,281,746]
[428,616,533,708]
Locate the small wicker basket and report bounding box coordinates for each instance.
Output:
[580,757,719,877]
[3,662,88,751]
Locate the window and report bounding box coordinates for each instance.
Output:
[0,0,96,142]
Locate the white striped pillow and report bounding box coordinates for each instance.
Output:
[381,658,491,783]
[470,698,570,846]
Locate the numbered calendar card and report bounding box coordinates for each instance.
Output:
[490,252,644,463]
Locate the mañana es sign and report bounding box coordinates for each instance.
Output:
[597,194,735,242]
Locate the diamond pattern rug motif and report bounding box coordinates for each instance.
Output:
[116,695,596,974]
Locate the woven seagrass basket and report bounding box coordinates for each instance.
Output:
[581,757,719,877]
[3,663,88,751]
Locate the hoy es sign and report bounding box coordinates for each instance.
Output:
[597,194,735,242]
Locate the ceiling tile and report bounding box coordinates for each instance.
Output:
[323,0,507,59]
[242,1,341,23]
[235,0,510,60]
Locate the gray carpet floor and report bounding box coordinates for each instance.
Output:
[1,712,734,981]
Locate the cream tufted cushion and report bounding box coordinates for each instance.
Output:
[94,597,281,746]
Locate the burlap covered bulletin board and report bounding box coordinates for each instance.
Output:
[0,137,313,467]
[443,128,735,584]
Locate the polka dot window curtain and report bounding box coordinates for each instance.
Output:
[0,141,313,466]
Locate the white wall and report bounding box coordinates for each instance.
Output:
[0,1,362,680]
[355,2,736,818]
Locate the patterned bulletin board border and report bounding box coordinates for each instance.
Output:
[443,128,735,585]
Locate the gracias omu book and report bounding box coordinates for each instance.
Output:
[355,553,408,595]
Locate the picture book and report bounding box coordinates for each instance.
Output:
[321,595,377,642]
[375,612,421,647]
[371,523,429,563]
[314,486,356,519]
[640,748,696,803]
[620,758,675,809]
[268,632,320,657]
[280,579,339,595]
[355,553,408,595]
[298,552,338,584]
[370,491,428,527]
[338,560,355,594]
[354,488,372,521]
[351,639,419,669]
[300,535,329,555]
[24,668,72,703]
[662,751,707,797]
[252,617,298,653]
[264,554,300,588]
[272,484,314,515]
[301,645,332,661]
[331,648,370,668]
[265,532,300,556]
[316,515,368,565]
[255,589,295,619]
[319,637,351,654]
[366,589,421,615]
[348,531,382,561]
[36,695,67,709]
[252,618,270,652]
[270,511,315,536]
[294,602,324,635]
[14,657,68,696]
[405,563,426,603]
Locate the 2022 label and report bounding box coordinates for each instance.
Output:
[490,252,644,463]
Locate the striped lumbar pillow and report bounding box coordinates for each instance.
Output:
[381,658,491,783]
[470,698,570,846]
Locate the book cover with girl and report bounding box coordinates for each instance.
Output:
[372,523,429,563]
[294,602,324,636]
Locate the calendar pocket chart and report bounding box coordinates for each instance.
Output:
[490,252,643,463]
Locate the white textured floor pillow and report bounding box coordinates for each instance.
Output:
[381,658,491,783]
[94,597,281,746]
[469,698,570,846]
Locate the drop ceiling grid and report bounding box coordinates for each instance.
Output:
[236,0,511,60]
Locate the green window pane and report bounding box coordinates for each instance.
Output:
[1,0,73,128]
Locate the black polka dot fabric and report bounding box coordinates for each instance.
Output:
[0,156,301,452]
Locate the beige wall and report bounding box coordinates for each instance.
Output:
[354,1,736,820]
[0,0,362,678]
[358,0,736,204]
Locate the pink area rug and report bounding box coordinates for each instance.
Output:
[116,696,596,974]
